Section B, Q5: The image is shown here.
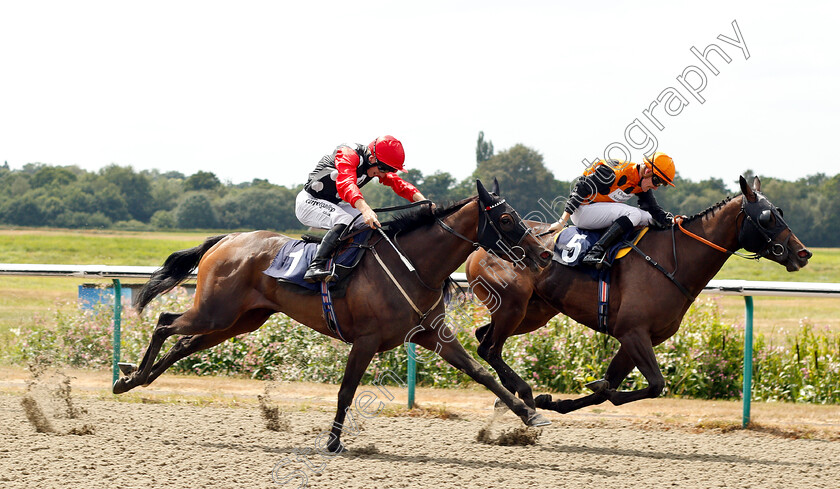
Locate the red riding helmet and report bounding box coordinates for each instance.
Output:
[368,135,406,172]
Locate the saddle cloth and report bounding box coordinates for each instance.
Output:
[262,230,371,292]
[552,226,649,268]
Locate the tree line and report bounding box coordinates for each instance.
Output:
[1,134,837,247]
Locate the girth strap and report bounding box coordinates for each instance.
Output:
[597,269,611,334]
[320,258,350,343]
[622,241,695,300]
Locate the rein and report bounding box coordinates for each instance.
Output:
[363,200,446,323]
[674,214,761,260]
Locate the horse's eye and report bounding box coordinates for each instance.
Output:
[758,209,773,229]
[499,214,515,231]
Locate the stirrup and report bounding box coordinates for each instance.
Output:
[582,249,606,268]
[303,265,335,283]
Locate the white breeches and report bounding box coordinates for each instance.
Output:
[571,202,652,230]
[295,190,362,229]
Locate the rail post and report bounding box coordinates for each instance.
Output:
[742,295,754,427]
[112,279,122,386]
[407,342,416,408]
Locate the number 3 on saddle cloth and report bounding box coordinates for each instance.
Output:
[262,230,372,343]
[552,225,649,334]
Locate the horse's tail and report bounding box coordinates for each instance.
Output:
[133,234,228,313]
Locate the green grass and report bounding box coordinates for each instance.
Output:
[0,229,210,265]
[715,248,840,283]
[707,248,840,336]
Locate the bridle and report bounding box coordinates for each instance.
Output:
[356,197,535,325]
[674,193,791,260]
[436,196,533,261]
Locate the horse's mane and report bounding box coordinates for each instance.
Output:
[681,196,735,224]
[382,196,477,235]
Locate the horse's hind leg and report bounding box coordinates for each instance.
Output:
[535,345,635,413]
[113,307,240,394]
[128,313,182,374]
[113,311,185,393]
[144,309,274,386]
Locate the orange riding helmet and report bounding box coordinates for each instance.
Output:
[644,152,676,187]
[368,135,406,172]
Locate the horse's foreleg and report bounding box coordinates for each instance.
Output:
[416,330,550,427]
[476,304,539,409]
[603,334,665,406]
[326,337,379,454]
[144,309,273,385]
[478,335,537,409]
[535,344,635,413]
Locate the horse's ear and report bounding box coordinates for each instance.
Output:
[753,176,761,192]
[492,177,500,195]
[740,175,757,202]
[476,179,492,204]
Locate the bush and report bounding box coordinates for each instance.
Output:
[150,210,176,229]
[5,292,840,404]
[52,211,113,229]
[113,219,149,231]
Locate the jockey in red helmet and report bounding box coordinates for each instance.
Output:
[296,135,427,282]
[547,153,676,268]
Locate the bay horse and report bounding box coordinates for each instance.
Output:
[465,176,812,413]
[113,180,553,452]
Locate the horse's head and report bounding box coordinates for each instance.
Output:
[476,179,553,271]
[738,175,812,271]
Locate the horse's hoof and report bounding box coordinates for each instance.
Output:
[527,413,551,427]
[585,379,609,393]
[112,377,130,394]
[326,440,346,454]
[118,362,138,376]
[534,394,553,409]
[493,397,509,412]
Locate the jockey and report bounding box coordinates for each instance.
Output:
[295,135,428,282]
[547,152,676,268]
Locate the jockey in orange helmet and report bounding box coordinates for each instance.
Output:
[547,152,676,268]
[296,135,427,282]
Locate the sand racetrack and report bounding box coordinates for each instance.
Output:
[1,369,839,489]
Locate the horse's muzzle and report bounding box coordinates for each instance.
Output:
[785,247,811,272]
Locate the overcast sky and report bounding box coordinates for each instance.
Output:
[1,1,837,190]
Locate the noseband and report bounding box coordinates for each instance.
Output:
[436,198,532,260]
[737,194,791,258]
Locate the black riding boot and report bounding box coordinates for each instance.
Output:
[581,216,633,269]
[303,223,347,283]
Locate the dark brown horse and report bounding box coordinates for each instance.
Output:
[114,180,553,452]
[466,176,812,413]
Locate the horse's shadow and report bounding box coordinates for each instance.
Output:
[197,440,622,476]
[541,443,810,467]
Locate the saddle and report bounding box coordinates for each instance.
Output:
[550,225,648,334]
[262,230,372,298]
[552,226,648,273]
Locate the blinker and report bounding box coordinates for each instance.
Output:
[758,209,773,229]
